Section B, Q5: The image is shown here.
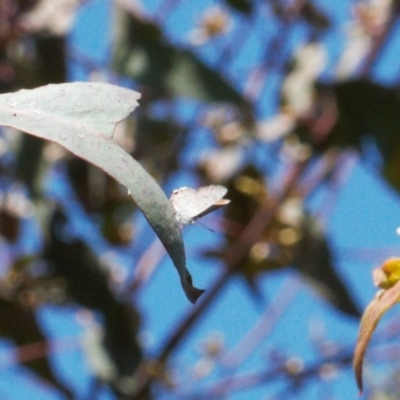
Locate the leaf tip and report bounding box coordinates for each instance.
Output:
[187,287,206,304]
[181,273,205,303]
[354,361,363,395]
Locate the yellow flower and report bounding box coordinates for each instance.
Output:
[373,258,400,289]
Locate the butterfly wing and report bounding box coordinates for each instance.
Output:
[170,185,229,226]
[192,185,229,220]
[170,187,200,225]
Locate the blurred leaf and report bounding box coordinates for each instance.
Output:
[67,157,135,246]
[333,80,400,150]
[99,195,135,246]
[380,142,400,192]
[113,10,251,107]
[15,135,44,196]
[300,0,331,30]
[224,165,266,228]
[224,0,253,14]
[34,35,67,85]
[0,209,21,242]
[208,165,275,295]
[15,34,67,195]
[45,209,143,384]
[333,80,400,192]
[0,3,67,92]
[0,295,73,399]
[103,303,143,396]
[298,80,400,193]
[45,210,122,310]
[354,278,400,394]
[133,115,187,180]
[0,82,203,303]
[292,216,360,317]
[81,304,147,398]
[66,157,106,213]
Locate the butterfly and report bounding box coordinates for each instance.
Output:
[170,185,230,227]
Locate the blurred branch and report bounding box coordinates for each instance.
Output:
[1,335,80,369]
[220,276,303,369]
[125,239,165,295]
[189,349,353,398]
[359,4,400,78]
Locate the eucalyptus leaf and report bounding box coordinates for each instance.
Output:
[0,82,204,303]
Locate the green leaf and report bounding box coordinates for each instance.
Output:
[113,11,251,106]
[0,82,204,303]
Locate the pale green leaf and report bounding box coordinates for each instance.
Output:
[0,82,204,303]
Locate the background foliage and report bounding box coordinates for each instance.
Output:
[1,0,400,399]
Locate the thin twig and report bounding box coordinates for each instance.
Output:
[220,276,303,369]
[125,239,166,296]
[359,7,400,78]
[0,335,80,368]
[192,349,353,398]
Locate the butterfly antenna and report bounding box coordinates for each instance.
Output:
[197,221,216,233]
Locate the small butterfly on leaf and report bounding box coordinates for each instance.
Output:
[170,185,230,227]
